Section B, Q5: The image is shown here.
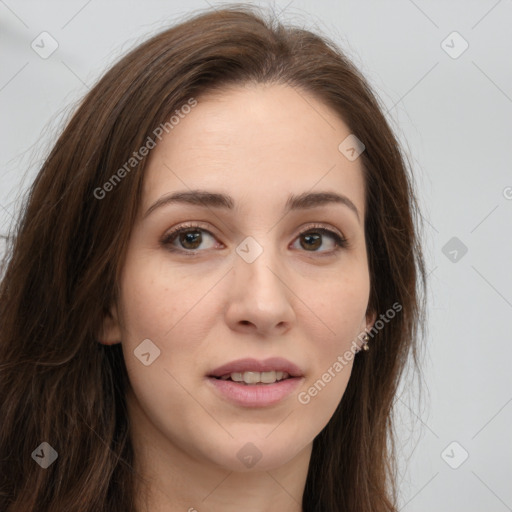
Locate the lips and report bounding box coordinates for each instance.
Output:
[206,357,304,407]
[208,357,304,379]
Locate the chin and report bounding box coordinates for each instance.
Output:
[201,435,308,473]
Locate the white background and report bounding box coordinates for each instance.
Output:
[1,1,511,510]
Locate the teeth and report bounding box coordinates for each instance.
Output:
[261,371,277,384]
[219,371,290,384]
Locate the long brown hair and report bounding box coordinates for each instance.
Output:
[0,5,427,511]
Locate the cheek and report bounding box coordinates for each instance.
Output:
[119,252,203,336]
[300,269,368,401]
[117,255,222,379]
[312,270,370,341]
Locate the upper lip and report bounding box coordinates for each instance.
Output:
[208,357,304,378]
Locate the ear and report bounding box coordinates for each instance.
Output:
[365,309,377,333]
[355,309,377,352]
[98,304,122,345]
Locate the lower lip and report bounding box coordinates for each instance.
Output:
[206,377,303,407]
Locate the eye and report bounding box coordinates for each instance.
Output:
[161,222,348,255]
[161,223,220,254]
[291,224,348,255]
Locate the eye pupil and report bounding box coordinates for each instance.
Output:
[180,231,201,249]
[301,232,321,250]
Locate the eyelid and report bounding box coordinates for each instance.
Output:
[295,222,346,241]
[161,221,221,248]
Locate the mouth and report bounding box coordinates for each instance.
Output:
[206,357,304,407]
[210,370,292,385]
[207,356,303,381]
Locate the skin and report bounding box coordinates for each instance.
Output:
[101,83,376,512]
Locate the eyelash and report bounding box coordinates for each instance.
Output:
[161,222,349,257]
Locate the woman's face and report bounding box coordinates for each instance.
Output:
[103,83,375,473]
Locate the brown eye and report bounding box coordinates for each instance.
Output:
[177,230,202,250]
[293,226,348,254]
[300,232,322,251]
[162,225,218,253]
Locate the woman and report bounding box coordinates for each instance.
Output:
[0,5,427,511]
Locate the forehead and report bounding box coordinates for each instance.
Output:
[142,83,366,217]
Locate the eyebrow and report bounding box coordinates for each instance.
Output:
[143,189,360,222]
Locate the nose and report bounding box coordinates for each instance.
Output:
[224,242,296,337]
